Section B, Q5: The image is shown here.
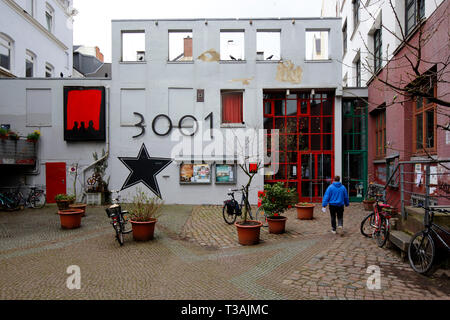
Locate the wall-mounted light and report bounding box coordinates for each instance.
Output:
[286,89,290,96]
[155,21,158,26]
[311,89,315,96]
[292,19,295,25]
[205,20,208,25]
[249,20,253,25]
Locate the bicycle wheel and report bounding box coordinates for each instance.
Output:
[360,212,375,238]
[30,191,46,209]
[254,206,268,227]
[115,224,124,246]
[408,231,435,274]
[374,216,389,248]
[222,205,237,225]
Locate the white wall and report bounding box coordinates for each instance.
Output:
[0,0,73,77]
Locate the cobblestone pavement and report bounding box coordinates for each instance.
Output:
[0,203,448,300]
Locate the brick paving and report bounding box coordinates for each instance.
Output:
[0,203,448,300]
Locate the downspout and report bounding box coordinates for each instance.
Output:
[82,85,110,200]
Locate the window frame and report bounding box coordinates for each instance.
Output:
[121,30,146,62]
[256,30,281,61]
[405,0,425,36]
[355,57,361,87]
[45,3,55,33]
[374,108,386,159]
[221,90,244,126]
[45,63,54,78]
[413,83,437,154]
[25,50,35,78]
[168,30,193,62]
[342,20,347,56]
[219,30,246,62]
[353,0,360,31]
[0,34,13,72]
[305,30,330,61]
[374,28,382,72]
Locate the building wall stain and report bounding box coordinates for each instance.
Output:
[197,49,220,62]
[229,77,254,85]
[276,60,303,84]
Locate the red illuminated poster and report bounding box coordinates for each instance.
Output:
[63,86,106,141]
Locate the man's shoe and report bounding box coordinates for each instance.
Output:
[331,230,336,234]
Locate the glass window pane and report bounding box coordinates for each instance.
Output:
[311,117,321,133]
[287,151,298,163]
[426,109,434,148]
[310,99,321,115]
[323,99,333,115]
[286,118,297,134]
[300,100,308,114]
[343,134,352,150]
[323,135,332,150]
[299,117,309,133]
[343,117,353,134]
[416,113,423,149]
[323,117,332,133]
[301,154,312,179]
[274,164,286,180]
[286,134,297,151]
[274,100,285,116]
[311,135,321,150]
[264,101,271,114]
[299,134,309,151]
[286,99,297,116]
[264,117,273,130]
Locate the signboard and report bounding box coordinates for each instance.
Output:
[180,163,211,184]
[215,164,236,184]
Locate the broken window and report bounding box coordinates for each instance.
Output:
[256,30,280,61]
[121,31,146,62]
[169,31,193,62]
[305,31,329,60]
[220,31,245,61]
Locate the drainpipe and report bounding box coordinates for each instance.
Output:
[81,85,110,201]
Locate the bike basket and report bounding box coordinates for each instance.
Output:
[105,206,120,218]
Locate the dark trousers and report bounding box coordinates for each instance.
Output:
[329,205,344,231]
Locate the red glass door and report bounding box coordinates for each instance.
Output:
[264,92,334,202]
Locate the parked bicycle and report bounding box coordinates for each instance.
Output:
[11,185,46,209]
[408,205,450,275]
[360,193,393,247]
[105,190,131,246]
[222,186,255,225]
[0,190,19,211]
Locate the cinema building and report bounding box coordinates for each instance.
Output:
[0,17,369,205]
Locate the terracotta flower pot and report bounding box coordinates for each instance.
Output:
[363,200,375,211]
[295,203,315,220]
[56,200,70,210]
[130,218,157,241]
[58,209,83,229]
[267,216,287,234]
[235,220,263,245]
[69,204,87,217]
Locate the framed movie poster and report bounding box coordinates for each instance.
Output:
[180,163,211,184]
[215,164,237,184]
[64,86,106,141]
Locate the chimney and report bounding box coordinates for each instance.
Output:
[95,46,104,62]
[184,36,192,58]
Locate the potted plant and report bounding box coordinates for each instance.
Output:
[55,194,75,210]
[8,131,19,141]
[234,161,263,245]
[26,130,40,143]
[0,127,9,140]
[260,182,298,234]
[295,202,315,220]
[85,150,110,205]
[363,197,376,211]
[126,189,164,241]
[58,208,84,229]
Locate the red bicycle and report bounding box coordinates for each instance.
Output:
[360,193,393,247]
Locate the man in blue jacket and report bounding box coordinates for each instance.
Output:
[322,176,349,234]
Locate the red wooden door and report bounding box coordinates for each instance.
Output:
[46,162,67,203]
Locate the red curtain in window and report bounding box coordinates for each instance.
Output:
[222,92,243,123]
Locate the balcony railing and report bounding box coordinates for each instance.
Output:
[0,138,37,165]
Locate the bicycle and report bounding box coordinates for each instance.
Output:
[11,185,46,209]
[408,205,450,275]
[360,193,393,247]
[0,190,20,211]
[105,190,131,246]
[222,186,255,225]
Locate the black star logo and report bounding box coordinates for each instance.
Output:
[118,143,172,199]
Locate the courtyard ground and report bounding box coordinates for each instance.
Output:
[0,203,448,300]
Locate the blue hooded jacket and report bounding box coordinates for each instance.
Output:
[322,182,349,207]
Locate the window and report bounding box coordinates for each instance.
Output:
[305,31,329,60]
[256,30,280,61]
[374,28,382,72]
[45,3,54,33]
[406,0,425,35]
[220,31,245,61]
[25,51,35,77]
[26,0,34,17]
[353,0,360,31]
[413,82,436,153]
[45,63,53,77]
[355,57,361,87]
[0,34,12,71]
[221,91,243,124]
[374,107,386,158]
[342,21,347,56]
[168,31,193,62]
[121,31,146,62]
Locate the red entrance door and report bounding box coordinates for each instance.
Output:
[46,162,66,203]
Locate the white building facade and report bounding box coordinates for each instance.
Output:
[0,0,74,78]
[0,17,344,205]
